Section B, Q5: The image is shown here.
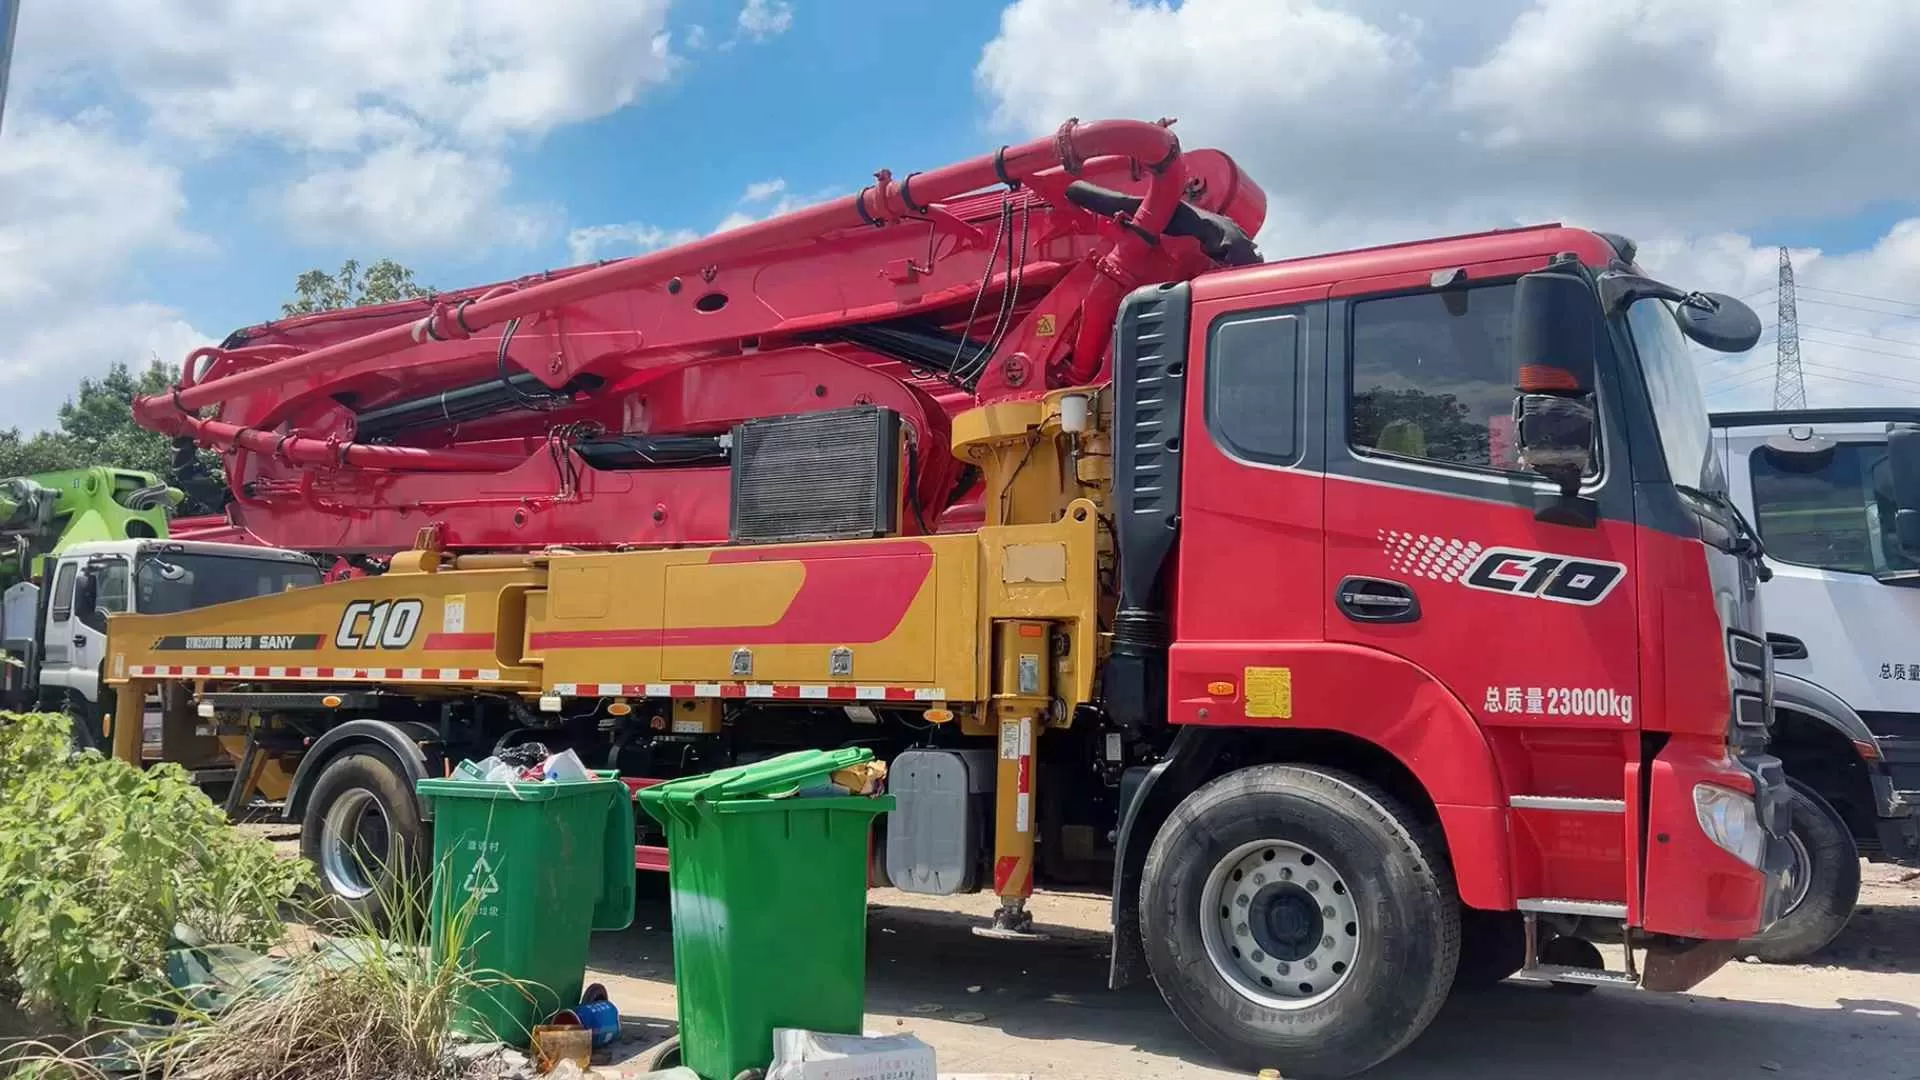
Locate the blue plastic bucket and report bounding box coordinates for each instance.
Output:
[557,998,620,1048]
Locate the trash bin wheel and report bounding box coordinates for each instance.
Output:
[299,749,428,928]
[1140,764,1460,1080]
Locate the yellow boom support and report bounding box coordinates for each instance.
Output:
[107,392,1109,927]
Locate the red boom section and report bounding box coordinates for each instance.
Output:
[135,119,1269,555]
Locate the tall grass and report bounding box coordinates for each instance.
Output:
[9,834,545,1080]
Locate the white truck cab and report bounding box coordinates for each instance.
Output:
[4,538,322,734]
[1713,408,1920,960]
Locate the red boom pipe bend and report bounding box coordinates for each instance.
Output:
[136,118,1185,434]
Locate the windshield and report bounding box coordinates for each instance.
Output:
[135,552,322,615]
[1750,441,1920,577]
[1627,296,1725,495]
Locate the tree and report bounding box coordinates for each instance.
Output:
[0,360,228,514]
[282,258,433,316]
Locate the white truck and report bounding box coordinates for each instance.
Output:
[3,538,323,776]
[1714,407,1920,961]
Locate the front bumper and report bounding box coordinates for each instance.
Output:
[1640,740,1795,941]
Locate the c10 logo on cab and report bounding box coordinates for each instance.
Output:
[1462,548,1626,606]
[335,599,424,650]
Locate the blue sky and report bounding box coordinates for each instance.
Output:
[2,0,1919,430]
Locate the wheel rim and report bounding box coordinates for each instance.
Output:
[320,789,391,901]
[1200,839,1362,1010]
[1778,829,1814,916]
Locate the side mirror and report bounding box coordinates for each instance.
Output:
[1511,270,1601,497]
[1887,425,1920,551]
[73,571,98,616]
[1674,292,1763,354]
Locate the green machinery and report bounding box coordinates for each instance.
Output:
[0,467,183,579]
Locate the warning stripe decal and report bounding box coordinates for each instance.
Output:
[124,666,944,701]
[128,665,503,682]
[550,682,946,701]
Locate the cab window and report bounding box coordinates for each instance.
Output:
[1207,306,1305,464]
[49,563,76,621]
[77,561,130,632]
[1749,441,1919,575]
[1349,282,1523,472]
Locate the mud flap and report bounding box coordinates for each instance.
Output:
[1640,938,1740,992]
[1107,726,1226,990]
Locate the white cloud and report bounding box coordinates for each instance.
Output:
[977,0,1920,410]
[567,178,836,261]
[0,113,214,431]
[17,0,678,152]
[14,0,679,251]
[738,0,795,42]
[742,178,789,203]
[566,223,702,265]
[282,141,556,253]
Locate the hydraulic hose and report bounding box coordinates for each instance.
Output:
[134,118,1187,470]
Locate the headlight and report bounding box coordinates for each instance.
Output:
[1693,783,1764,869]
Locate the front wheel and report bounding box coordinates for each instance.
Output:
[1140,765,1460,1080]
[1739,780,1860,963]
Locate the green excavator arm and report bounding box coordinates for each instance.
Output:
[0,467,183,579]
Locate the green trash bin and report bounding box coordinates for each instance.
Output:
[637,748,893,1080]
[415,769,636,1045]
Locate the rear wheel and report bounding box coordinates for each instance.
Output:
[299,750,428,928]
[1740,780,1859,963]
[1140,765,1460,1079]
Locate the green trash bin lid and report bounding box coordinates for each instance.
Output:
[635,747,880,827]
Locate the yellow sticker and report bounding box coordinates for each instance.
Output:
[1243,666,1293,719]
[1035,313,1057,337]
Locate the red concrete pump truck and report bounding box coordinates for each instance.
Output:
[119,118,1794,1077]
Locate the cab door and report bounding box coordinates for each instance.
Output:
[39,560,78,691]
[1319,268,1645,909]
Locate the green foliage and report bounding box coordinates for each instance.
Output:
[0,712,311,1028]
[282,258,433,317]
[0,360,226,518]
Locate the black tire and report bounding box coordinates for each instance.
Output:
[1453,906,1526,990]
[1140,765,1460,1080]
[1740,779,1860,963]
[60,696,101,754]
[299,750,429,928]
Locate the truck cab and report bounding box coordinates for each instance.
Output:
[12,538,323,745]
[1710,408,1920,959]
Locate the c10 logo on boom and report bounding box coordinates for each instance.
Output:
[335,599,424,650]
[1461,548,1626,606]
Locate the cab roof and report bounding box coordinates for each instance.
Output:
[1194,222,1622,304]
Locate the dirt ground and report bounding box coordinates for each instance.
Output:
[583,862,1920,1080]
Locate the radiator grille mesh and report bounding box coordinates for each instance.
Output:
[729,405,901,544]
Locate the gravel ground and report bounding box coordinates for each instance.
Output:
[582,863,1920,1079]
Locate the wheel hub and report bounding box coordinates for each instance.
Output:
[1780,829,1813,915]
[1250,883,1324,962]
[1201,840,1361,1010]
[320,789,391,901]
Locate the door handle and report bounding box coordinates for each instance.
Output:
[1766,633,1808,661]
[72,635,87,648]
[1335,576,1420,624]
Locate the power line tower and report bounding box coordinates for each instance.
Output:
[1774,245,1807,410]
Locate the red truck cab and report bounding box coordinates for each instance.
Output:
[1105,224,1794,1076]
